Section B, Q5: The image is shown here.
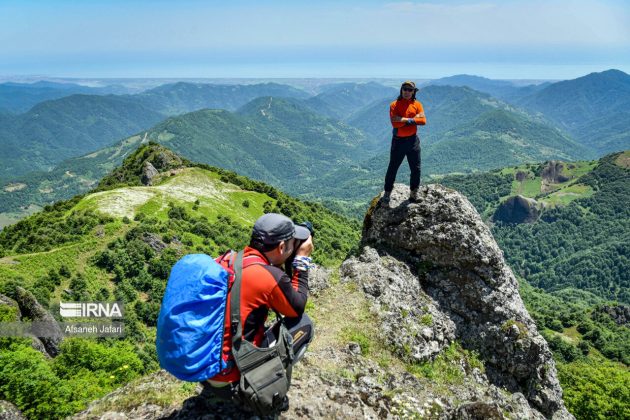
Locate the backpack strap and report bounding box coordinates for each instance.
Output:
[230,250,245,348]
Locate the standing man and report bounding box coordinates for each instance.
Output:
[383,80,426,203]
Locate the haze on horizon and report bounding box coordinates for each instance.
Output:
[1,0,629,80]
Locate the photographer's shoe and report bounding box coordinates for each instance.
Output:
[409,189,421,202]
[381,191,391,204]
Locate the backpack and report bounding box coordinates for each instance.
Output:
[156,250,294,415]
[156,253,232,382]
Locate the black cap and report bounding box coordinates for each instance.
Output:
[251,213,310,246]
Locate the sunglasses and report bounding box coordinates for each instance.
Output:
[402,87,415,92]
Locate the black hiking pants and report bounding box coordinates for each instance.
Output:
[202,314,314,401]
[384,134,421,193]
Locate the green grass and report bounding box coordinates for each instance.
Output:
[562,160,598,178]
[614,151,630,168]
[542,184,594,207]
[80,168,275,230]
[0,221,126,298]
[406,342,485,386]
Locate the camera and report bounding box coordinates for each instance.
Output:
[284,221,314,277]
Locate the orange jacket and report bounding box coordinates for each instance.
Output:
[390,99,426,138]
[210,246,308,383]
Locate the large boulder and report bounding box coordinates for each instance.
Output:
[541,161,570,184]
[361,183,571,419]
[493,195,540,224]
[14,287,63,358]
[141,161,159,186]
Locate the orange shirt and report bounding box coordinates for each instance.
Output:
[390,99,426,137]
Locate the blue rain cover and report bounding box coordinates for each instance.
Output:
[156,254,229,381]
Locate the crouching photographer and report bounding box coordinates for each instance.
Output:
[204,213,315,414]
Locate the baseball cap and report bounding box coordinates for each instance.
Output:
[401,80,418,91]
[251,213,310,246]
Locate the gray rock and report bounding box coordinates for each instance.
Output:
[341,247,455,363]
[493,195,540,224]
[28,336,51,358]
[0,400,27,420]
[307,265,332,297]
[141,161,159,186]
[14,287,63,358]
[361,183,572,419]
[141,232,167,253]
[541,161,570,184]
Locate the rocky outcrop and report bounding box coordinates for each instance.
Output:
[597,304,629,326]
[341,247,456,363]
[74,354,542,420]
[0,400,27,420]
[360,184,571,419]
[493,195,540,224]
[1,292,55,358]
[541,161,569,184]
[141,161,160,186]
[141,232,168,252]
[14,287,63,358]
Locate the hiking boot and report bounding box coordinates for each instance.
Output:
[409,189,421,202]
[381,191,391,204]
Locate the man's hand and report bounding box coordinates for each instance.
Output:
[392,116,403,123]
[296,236,313,257]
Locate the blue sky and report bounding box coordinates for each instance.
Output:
[1,0,629,79]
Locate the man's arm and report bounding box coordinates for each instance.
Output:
[390,103,406,128]
[268,237,313,317]
[411,102,427,126]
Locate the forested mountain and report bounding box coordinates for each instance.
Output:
[0,95,165,178]
[0,82,312,182]
[305,82,397,119]
[0,96,378,225]
[517,69,630,154]
[0,81,132,113]
[0,96,374,217]
[133,81,309,115]
[426,74,516,98]
[439,152,629,303]
[0,143,360,419]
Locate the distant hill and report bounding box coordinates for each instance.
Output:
[518,69,630,154]
[426,107,591,173]
[0,97,375,221]
[134,82,310,115]
[305,82,397,119]
[0,82,313,184]
[0,81,131,113]
[424,74,551,103]
[148,97,376,191]
[0,94,165,179]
